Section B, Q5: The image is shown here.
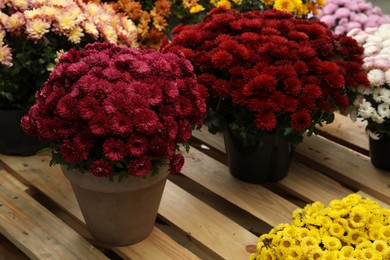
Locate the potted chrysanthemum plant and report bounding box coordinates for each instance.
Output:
[162,7,369,183]
[21,41,206,246]
[0,0,138,155]
[348,24,390,172]
[250,194,390,259]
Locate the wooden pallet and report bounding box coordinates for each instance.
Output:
[0,113,389,259]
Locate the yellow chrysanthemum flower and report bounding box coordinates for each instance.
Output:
[307,247,323,259]
[260,248,276,259]
[56,13,78,32]
[380,226,390,242]
[286,246,303,259]
[25,19,50,40]
[11,0,28,10]
[67,27,84,44]
[189,4,205,14]
[356,247,382,259]
[316,0,326,7]
[339,245,356,258]
[0,44,12,67]
[322,250,340,260]
[279,236,295,250]
[273,0,302,13]
[348,206,367,228]
[215,0,232,9]
[322,235,341,251]
[83,22,99,39]
[346,229,367,245]
[373,240,390,258]
[51,0,68,7]
[328,222,344,238]
[301,236,319,253]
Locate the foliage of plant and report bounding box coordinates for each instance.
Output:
[0,0,138,109]
[162,7,369,145]
[348,24,390,139]
[21,42,206,180]
[315,0,390,35]
[250,194,390,259]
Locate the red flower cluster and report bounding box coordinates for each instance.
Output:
[22,42,206,178]
[162,8,369,144]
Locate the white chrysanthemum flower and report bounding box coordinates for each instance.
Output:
[377,103,390,118]
[379,88,390,103]
[367,69,386,87]
[377,28,390,41]
[382,38,390,47]
[385,69,390,85]
[370,110,385,124]
[364,44,381,56]
[366,34,383,45]
[358,99,376,119]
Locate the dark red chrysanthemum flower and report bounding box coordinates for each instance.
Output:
[103,138,126,161]
[126,135,149,156]
[90,160,112,177]
[133,109,160,134]
[291,111,312,131]
[169,153,185,174]
[89,113,109,136]
[334,94,349,110]
[211,50,233,70]
[303,85,322,98]
[60,139,89,163]
[255,112,276,131]
[127,156,152,177]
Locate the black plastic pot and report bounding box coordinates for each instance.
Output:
[0,110,49,156]
[224,130,293,184]
[369,135,390,172]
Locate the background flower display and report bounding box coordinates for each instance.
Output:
[162,7,368,145]
[116,0,326,49]
[250,194,390,259]
[315,0,390,35]
[0,0,138,109]
[348,24,390,139]
[21,41,206,180]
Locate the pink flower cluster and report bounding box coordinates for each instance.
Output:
[316,0,390,35]
[22,42,206,178]
[162,8,368,144]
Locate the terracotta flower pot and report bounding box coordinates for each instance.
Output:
[61,165,169,246]
[224,130,293,184]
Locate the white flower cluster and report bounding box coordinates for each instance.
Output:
[348,24,390,139]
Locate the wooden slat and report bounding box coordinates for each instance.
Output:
[182,147,298,226]
[318,113,369,154]
[0,233,29,260]
[192,129,225,153]
[278,161,353,205]
[159,180,258,260]
[0,154,202,259]
[296,135,390,205]
[0,170,108,260]
[114,227,201,260]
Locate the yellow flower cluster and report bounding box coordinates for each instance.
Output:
[0,0,138,67]
[250,194,390,259]
[193,0,326,16]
